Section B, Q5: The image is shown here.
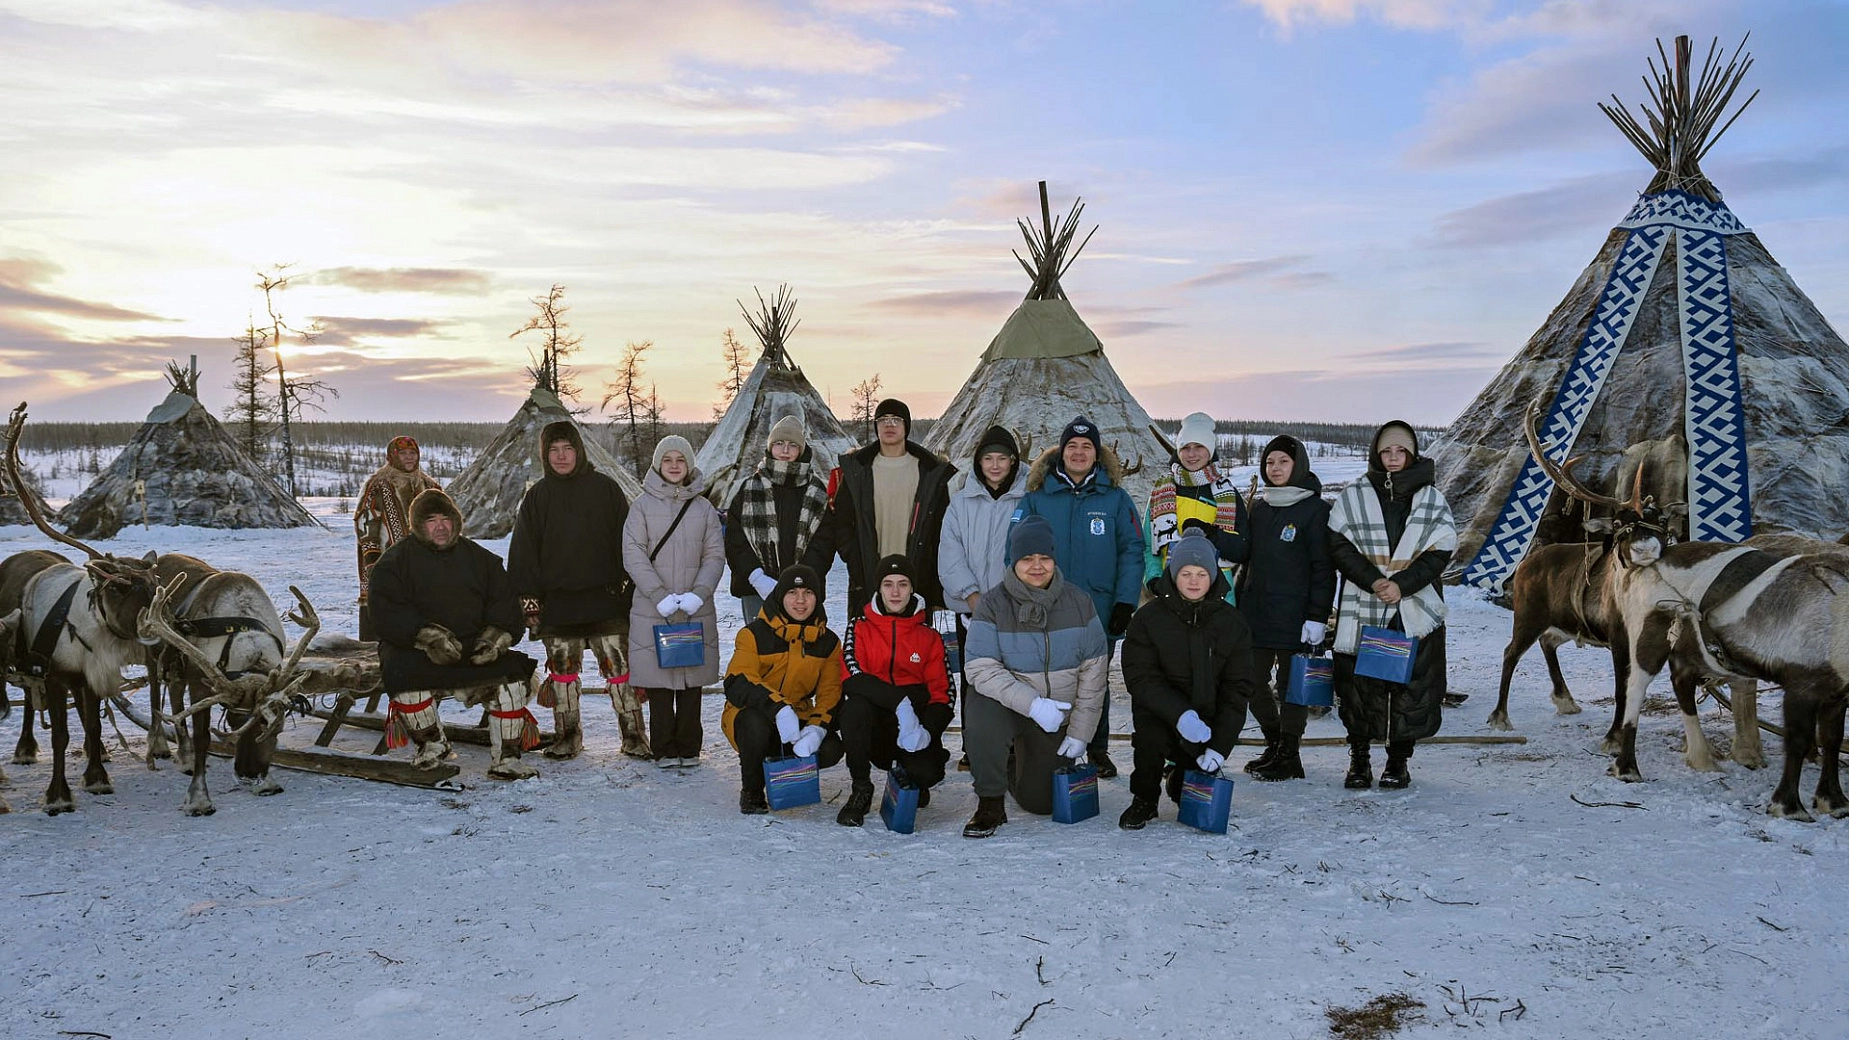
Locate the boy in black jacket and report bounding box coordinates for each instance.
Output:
[1118,533,1259,829]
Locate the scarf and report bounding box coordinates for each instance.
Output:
[1147,463,1242,556]
[736,455,828,577]
[1328,479,1456,654]
[1256,484,1315,508]
[1001,566,1064,630]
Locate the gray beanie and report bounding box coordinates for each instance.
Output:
[1166,531,1219,581]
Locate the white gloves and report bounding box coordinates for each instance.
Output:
[657,595,681,617]
[792,725,826,758]
[748,568,778,600]
[1196,749,1226,774]
[1027,697,1072,733]
[1176,709,1212,744]
[1056,736,1088,762]
[1301,620,1327,646]
[895,699,930,753]
[676,593,703,615]
[775,705,801,744]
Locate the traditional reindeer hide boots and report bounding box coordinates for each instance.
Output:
[387,690,452,769]
[485,678,540,780]
[589,632,651,759]
[540,637,586,760]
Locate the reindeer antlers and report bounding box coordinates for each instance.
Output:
[6,403,105,560]
[1522,397,1625,512]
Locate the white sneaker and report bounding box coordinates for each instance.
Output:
[654,757,677,769]
[676,756,700,770]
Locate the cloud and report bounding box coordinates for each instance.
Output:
[1237,0,1492,31]
[307,316,451,346]
[815,0,959,20]
[868,289,1019,318]
[1341,340,1497,364]
[1178,255,1334,291]
[1134,363,1497,425]
[305,267,493,294]
[1428,172,1633,248]
[0,258,168,322]
[819,96,958,132]
[1095,319,1182,338]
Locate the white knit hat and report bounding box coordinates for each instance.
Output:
[1176,412,1216,452]
[651,434,695,473]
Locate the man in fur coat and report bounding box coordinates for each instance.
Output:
[370,489,542,780]
[354,435,440,640]
[508,420,647,760]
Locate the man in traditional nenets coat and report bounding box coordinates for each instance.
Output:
[370,489,542,780]
[354,435,441,640]
[508,421,648,760]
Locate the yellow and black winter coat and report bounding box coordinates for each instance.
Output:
[721,608,844,749]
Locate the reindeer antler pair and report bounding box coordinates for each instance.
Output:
[139,576,320,732]
[1522,397,1646,513]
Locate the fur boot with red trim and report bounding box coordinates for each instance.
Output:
[486,679,540,780]
[387,690,452,769]
[591,632,651,758]
[540,637,585,759]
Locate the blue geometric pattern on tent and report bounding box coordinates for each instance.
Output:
[1460,191,1752,591]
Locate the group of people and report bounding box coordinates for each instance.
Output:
[352,400,1456,835]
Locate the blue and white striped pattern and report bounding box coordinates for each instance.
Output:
[1461,190,1755,591]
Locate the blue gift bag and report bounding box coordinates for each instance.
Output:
[762,754,820,810]
[934,612,962,674]
[1354,626,1417,684]
[1051,764,1100,824]
[653,622,706,670]
[1177,770,1234,834]
[1285,654,1335,707]
[879,770,920,834]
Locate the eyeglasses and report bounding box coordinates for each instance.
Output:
[875,417,906,428]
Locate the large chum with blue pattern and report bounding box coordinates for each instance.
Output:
[1432,37,1849,589]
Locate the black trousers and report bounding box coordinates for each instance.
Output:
[837,695,953,788]
[1127,705,1208,803]
[1247,647,1310,739]
[733,704,844,795]
[644,687,703,759]
[1334,625,1446,746]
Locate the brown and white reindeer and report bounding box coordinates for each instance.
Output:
[0,605,20,812]
[136,574,319,815]
[6,403,164,814]
[1,547,71,765]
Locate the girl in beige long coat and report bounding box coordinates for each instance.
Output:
[624,436,725,767]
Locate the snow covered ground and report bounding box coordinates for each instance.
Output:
[3,494,1847,1039]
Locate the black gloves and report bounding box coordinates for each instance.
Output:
[1109,603,1134,637]
[1181,517,1218,537]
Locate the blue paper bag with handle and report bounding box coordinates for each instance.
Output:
[653,621,706,670]
[762,754,820,810]
[1051,764,1100,824]
[1354,625,1417,684]
[1176,770,1234,834]
[1285,653,1335,707]
[879,769,920,834]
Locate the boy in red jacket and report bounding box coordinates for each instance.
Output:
[835,555,953,826]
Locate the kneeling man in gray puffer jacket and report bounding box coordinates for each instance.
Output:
[960,514,1109,837]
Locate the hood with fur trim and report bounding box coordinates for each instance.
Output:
[409,488,464,547]
[537,420,591,480]
[1024,443,1126,493]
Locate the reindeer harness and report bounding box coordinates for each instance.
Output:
[21,578,83,678]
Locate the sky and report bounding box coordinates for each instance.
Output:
[1,0,1845,425]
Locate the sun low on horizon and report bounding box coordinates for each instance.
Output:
[2,0,1844,427]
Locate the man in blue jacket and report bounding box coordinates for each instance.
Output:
[1011,416,1146,777]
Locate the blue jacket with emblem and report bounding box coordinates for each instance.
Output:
[1011,445,1147,627]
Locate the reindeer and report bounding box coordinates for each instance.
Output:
[0,606,19,812]
[6,404,164,814]
[136,574,318,815]
[1,547,70,764]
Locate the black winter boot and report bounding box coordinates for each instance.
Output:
[1344,744,1373,790]
[740,788,769,814]
[1243,735,1280,776]
[1379,742,1413,789]
[836,781,875,826]
[1088,749,1118,779]
[963,795,1008,838]
[1118,797,1159,830]
[1251,734,1305,782]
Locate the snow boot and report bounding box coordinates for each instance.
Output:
[592,635,651,759]
[963,795,1008,838]
[1118,796,1159,830]
[1243,733,1280,776]
[387,691,450,769]
[740,788,769,815]
[486,681,539,780]
[1344,743,1373,790]
[837,780,875,827]
[1088,748,1119,779]
[1251,734,1305,782]
[544,682,583,760]
[1379,741,1413,789]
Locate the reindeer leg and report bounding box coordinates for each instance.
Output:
[42,679,73,815]
[14,681,39,764]
[1610,627,1662,782]
[182,697,214,816]
[1770,690,1817,821]
[146,656,172,762]
[229,708,283,796]
[1669,658,1719,772]
[1541,635,1582,716]
[1730,679,1766,770]
[1810,693,1847,819]
[171,672,194,773]
[78,682,111,795]
[1488,623,1542,732]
